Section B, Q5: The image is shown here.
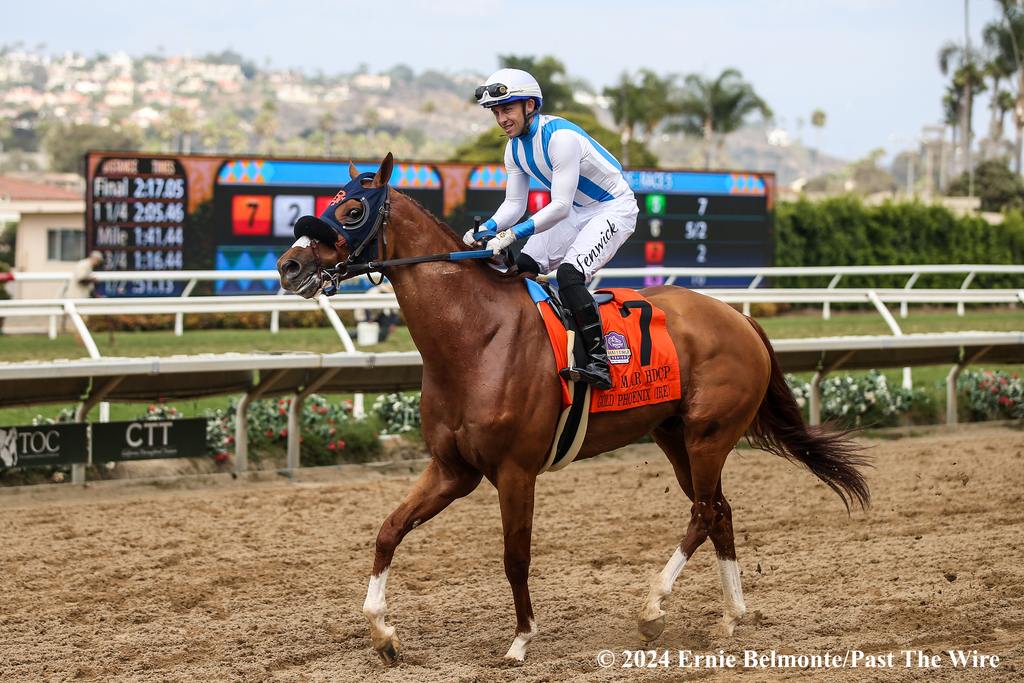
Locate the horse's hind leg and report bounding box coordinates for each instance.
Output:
[638,420,694,641]
[639,419,747,641]
[707,484,746,636]
[363,457,481,665]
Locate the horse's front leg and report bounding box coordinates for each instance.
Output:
[363,457,481,665]
[496,465,538,662]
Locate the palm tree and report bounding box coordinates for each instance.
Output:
[810,109,826,165]
[938,40,986,180]
[982,3,1024,172]
[667,68,772,169]
[942,86,962,188]
[603,69,675,166]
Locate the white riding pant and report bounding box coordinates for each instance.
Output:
[521,195,638,283]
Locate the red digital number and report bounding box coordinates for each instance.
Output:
[645,240,665,264]
[232,195,271,236]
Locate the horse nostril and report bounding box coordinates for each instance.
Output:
[282,259,302,279]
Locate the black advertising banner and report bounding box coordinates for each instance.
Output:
[0,424,88,468]
[92,418,208,462]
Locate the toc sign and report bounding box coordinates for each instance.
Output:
[0,424,88,468]
[92,418,208,461]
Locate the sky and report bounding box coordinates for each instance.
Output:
[0,0,1007,161]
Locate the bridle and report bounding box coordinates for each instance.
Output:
[297,185,501,296]
[302,186,392,294]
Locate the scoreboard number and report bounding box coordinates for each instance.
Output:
[232,195,272,236]
[684,221,708,240]
[273,195,314,237]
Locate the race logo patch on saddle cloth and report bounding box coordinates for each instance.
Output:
[525,280,682,474]
[589,289,682,413]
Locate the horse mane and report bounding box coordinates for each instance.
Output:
[393,190,526,284]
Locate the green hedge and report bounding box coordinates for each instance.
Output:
[775,197,1024,289]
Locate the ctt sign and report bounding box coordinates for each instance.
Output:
[92,418,208,461]
[0,424,88,468]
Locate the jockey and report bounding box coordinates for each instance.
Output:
[464,68,637,390]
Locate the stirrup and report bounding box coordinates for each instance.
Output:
[559,365,612,390]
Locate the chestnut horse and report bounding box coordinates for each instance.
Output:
[277,154,870,665]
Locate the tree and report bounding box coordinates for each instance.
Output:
[938,39,987,185]
[453,54,657,166]
[160,107,198,154]
[809,109,827,164]
[947,158,1024,210]
[450,109,656,167]
[667,68,772,168]
[201,109,247,154]
[252,97,277,153]
[982,3,1024,172]
[603,70,676,165]
[43,123,142,174]
[317,112,336,156]
[494,54,588,115]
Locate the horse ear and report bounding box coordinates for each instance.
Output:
[373,152,394,187]
[348,161,359,180]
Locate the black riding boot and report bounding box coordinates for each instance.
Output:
[556,264,612,390]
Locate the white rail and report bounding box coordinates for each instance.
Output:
[1,331,1021,483]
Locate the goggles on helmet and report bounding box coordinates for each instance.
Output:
[475,83,510,103]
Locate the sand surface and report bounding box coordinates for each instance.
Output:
[2,426,1023,682]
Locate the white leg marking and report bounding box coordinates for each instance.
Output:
[640,548,688,627]
[503,619,537,662]
[715,558,747,636]
[362,569,396,647]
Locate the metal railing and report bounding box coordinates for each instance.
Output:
[5,263,1022,324]
[3,331,1022,483]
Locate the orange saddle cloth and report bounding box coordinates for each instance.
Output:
[537,288,682,413]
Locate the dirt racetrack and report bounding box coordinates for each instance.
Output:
[2,426,1023,682]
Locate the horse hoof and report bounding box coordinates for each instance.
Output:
[638,614,666,642]
[374,635,401,666]
[713,620,736,638]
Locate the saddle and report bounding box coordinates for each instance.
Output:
[525,279,682,473]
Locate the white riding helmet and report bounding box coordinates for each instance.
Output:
[475,68,543,111]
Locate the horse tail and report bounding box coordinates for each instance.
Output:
[744,317,872,511]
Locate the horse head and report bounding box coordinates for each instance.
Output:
[277,152,394,298]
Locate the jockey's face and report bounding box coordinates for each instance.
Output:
[492,99,536,138]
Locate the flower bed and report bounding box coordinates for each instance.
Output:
[956,370,1023,421]
[786,370,934,427]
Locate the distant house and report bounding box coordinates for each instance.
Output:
[0,175,85,305]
